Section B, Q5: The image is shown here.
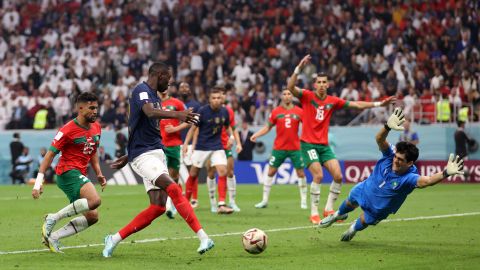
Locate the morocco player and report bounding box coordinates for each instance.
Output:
[288,55,394,224]
[206,91,242,212]
[159,90,190,218]
[183,87,242,214]
[102,62,213,257]
[32,92,106,253]
[250,89,307,209]
[320,108,464,241]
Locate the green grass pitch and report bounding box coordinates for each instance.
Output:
[1,184,479,270]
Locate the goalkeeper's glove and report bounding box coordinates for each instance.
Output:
[443,153,464,178]
[385,107,405,131]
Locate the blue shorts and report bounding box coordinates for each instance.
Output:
[347,183,388,225]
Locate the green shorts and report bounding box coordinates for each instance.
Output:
[269,150,305,169]
[225,149,233,158]
[56,169,91,203]
[301,142,336,167]
[164,146,181,170]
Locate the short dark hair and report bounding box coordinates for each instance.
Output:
[148,62,169,76]
[209,85,225,96]
[76,92,98,104]
[457,120,465,127]
[13,132,20,139]
[395,141,419,163]
[316,73,328,79]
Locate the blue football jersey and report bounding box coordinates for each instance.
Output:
[181,99,202,142]
[195,105,229,151]
[356,145,419,217]
[127,82,164,161]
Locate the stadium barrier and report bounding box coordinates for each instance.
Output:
[86,160,480,186]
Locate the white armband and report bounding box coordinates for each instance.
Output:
[373,101,381,107]
[33,173,44,190]
[230,135,235,140]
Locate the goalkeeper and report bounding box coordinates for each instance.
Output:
[319,107,465,241]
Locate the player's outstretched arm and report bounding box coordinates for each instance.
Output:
[165,122,191,134]
[376,107,405,152]
[110,155,128,169]
[182,125,197,154]
[287,55,311,98]
[250,125,272,142]
[348,96,396,110]
[32,150,56,199]
[142,104,200,125]
[417,154,464,188]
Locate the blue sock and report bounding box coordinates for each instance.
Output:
[338,200,355,215]
[354,218,367,231]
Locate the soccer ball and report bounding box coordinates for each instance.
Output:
[242,228,268,254]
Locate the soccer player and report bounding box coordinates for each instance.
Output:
[159,89,191,218]
[205,90,242,212]
[178,82,202,207]
[288,54,395,224]
[319,108,464,241]
[250,89,307,209]
[183,86,242,214]
[31,92,106,253]
[102,62,213,257]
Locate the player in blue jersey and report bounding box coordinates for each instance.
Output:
[102,62,214,257]
[319,108,465,241]
[183,86,241,214]
[178,82,202,207]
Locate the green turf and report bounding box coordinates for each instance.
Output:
[0,184,479,270]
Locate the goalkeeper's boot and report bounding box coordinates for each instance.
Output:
[340,226,357,242]
[42,214,57,238]
[229,202,241,212]
[324,209,345,223]
[43,236,63,253]
[197,238,214,255]
[102,234,119,258]
[319,211,348,228]
[254,201,268,209]
[309,215,321,225]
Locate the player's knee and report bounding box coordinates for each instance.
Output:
[88,197,101,210]
[85,211,99,225]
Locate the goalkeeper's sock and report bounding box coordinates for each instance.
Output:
[206,176,217,207]
[354,218,368,231]
[52,198,90,221]
[310,182,321,216]
[185,175,198,201]
[218,176,227,203]
[262,176,273,203]
[227,175,237,204]
[166,183,202,232]
[50,216,89,240]
[325,182,342,211]
[118,204,165,239]
[338,200,355,215]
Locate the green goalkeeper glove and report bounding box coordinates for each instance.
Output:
[385,107,405,131]
[443,154,464,178]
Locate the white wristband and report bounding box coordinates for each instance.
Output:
[294,66,301,75]
[373,101,381,107]
[33,172,44,190]
[230,135,235,140]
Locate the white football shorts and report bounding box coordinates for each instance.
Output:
[130,149,169,192]
[191,149,227,168]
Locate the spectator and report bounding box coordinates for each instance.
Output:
[455,121,476,160]
[9,132,24,180]
[399,120,419,145]
[33,147,54,184]
[8,99,27,129]
[11,147,32,185]
[115,132,127,158]
[237,121,255,161]
[98,146,113,163]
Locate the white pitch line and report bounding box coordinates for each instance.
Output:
[1,211,479,255]
[0,192,141,201]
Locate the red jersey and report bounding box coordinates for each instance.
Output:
[299,90,348,145]
[221,105,235,149]
[269,105,303,150]
[50,119,101,175]
[160,97,186,147]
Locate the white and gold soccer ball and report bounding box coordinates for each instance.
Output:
[242,228,268,254]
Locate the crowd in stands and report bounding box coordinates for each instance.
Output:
[0,0,479,130]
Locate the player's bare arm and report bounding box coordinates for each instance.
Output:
[250,125,272,142]
[348,96,396,110]
[110,155,128,170]
[192,126,199,151]
[165,122,191,134]
[142,104,199,125]
[182,125,197,155]
[90,152,106,191]
[417,154,464,188]
[32,150,56,199]
[287,54,311,98]
[377,107,406,152]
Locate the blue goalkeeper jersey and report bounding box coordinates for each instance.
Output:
[355,145,419,217]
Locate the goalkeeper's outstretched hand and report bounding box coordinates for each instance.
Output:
[445,153,464,176]
[386,107,406,131]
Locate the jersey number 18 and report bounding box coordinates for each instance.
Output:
[315,107,324,121]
